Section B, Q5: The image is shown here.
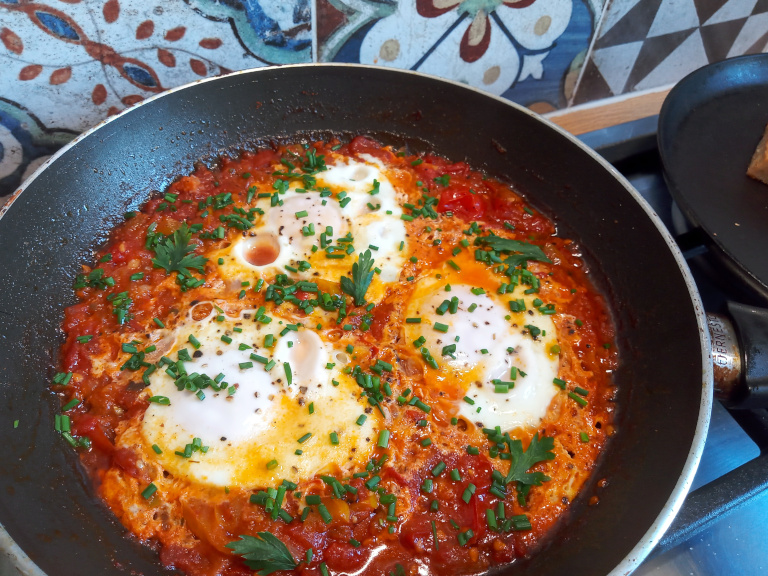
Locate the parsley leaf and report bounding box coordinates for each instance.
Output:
[504,432,555,504]
[477,233,551,268]
[226,533,297,575]
[151,223,208,276]
[340,249,375,306]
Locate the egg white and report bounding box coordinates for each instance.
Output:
[140,303,377,488]
[212,158,407,302]
[404,281,560,431]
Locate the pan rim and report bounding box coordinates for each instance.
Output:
[0,63,713,576]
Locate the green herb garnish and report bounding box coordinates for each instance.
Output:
[226,532,297,575]
[477,233,551,268]
[504,433,556,505]
[340,249,375,306]
[151,223,208,277]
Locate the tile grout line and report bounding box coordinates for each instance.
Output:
[568,0,614,108]
[312,0,319,62]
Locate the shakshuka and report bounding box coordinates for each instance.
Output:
[55,137,617,576]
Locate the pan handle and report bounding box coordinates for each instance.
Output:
[708,302,768,408]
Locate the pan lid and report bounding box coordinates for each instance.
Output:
[658,54,768,299]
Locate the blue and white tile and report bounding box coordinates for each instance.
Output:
[321,0,604,110]
[0,0,312,198]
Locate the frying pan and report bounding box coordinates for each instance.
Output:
[0,64,711,576]
[658,54,768,409]
[658,53,768,306]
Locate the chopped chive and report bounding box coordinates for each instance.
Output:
[62,399,80,411]
[580,431,590,443]
[356,414,367,426]
[431,461,446,476]
[463,396,475,405]
[457,529,474,546]
[511,514,532,531]
[220,335,232,344]
[141,483,158,499]
[414,399,431,413]
[330,432,339,445]
[365,475,381,490]
[297,433,312,444]
[406,317,422,324]
[284,362,293,386]
[378,430,390,448]
[433,322,449,333]
[153,318,165,328]
[568,391,588,407]
[318,503,332,524]
[266,459,278,470]
[486,508,498,531]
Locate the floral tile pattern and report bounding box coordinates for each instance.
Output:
[320,0,603,112]
[573,0,768,103]
[0,0,312,199]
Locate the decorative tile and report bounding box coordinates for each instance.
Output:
[319,0,604,110]
[0,0,312,198]
[573,0,768,103]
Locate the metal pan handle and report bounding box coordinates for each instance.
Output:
[708,302,768,408]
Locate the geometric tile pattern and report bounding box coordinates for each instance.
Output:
[573,0,768,103]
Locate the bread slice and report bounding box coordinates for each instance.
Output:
[747,122,768,184]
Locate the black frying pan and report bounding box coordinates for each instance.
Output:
[0,65,711,576]
[659,53,768,306]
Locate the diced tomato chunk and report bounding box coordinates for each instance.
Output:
[437,184,487,220]
[70,414,115,454]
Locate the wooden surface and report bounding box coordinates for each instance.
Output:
[545,87,672,135]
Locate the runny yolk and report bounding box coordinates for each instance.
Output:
[244,235,280,266]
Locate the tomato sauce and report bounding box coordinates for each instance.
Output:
[55,137,617,576]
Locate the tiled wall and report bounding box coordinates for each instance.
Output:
[1,0,767,198]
